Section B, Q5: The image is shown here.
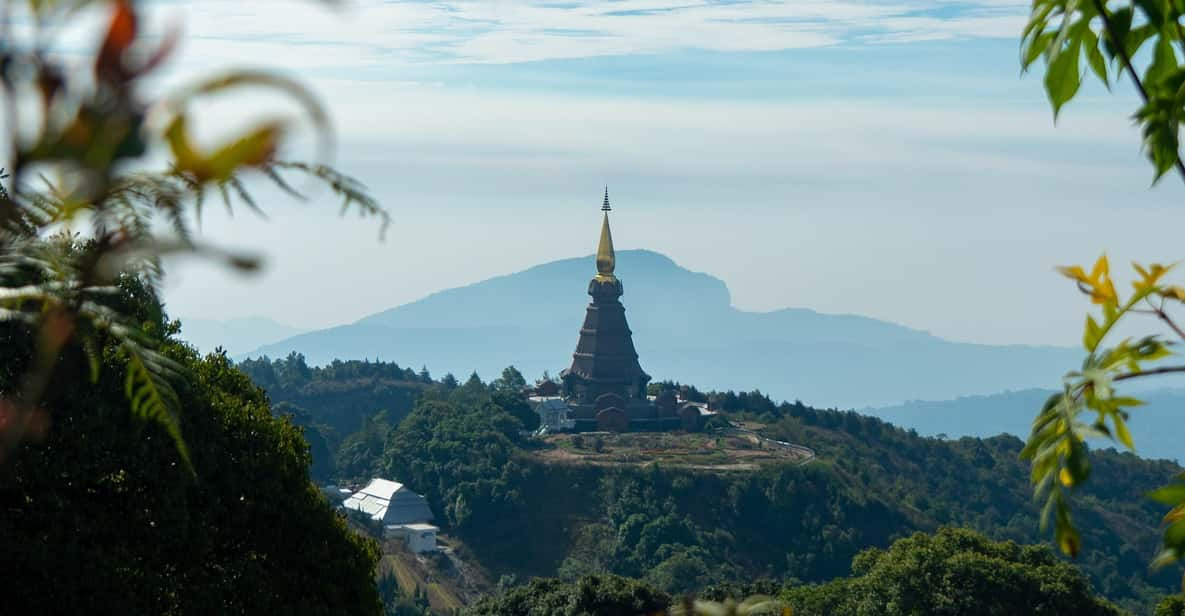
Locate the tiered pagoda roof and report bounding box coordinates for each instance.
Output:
[560,188,651,405]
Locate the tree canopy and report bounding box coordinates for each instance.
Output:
[0,279,382,614]
[785,528,1121,616]
[464,574,671,616]
[466,529,1119,616]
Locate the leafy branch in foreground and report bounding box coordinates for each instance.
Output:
[0,0,387,464]
[1022,0,1185,184]
[1019,0,1185,582]
[1021,255,1185,568]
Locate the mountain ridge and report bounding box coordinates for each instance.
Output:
[868,386,1185,463]
[243,249,1077,408]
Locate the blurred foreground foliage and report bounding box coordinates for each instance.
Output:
[1021,0,1185,582]
[0,0,389,612]
[0,275,382,613]
[0,0,385,462]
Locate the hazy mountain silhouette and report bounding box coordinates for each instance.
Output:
[868,387,1185,463]
[244,249,1078,409]
[180,316,305,356]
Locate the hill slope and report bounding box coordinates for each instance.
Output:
[376,381,1183,614]
[246,250,1076,409]
[868,387,1185,463]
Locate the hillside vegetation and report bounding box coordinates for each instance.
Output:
[241,359,1185,613]
[1,282,381,614]
[467,529,1125,616]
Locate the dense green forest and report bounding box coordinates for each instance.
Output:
[0,280,382,614]
[239,359,1184,613]
[467,528,1126,615]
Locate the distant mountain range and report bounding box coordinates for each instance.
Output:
[179,316,305,356]
[240,249,1080,409]
[867,387,1185,463]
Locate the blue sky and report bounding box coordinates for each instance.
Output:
[114,0,1185,347]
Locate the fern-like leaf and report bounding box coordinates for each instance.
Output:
[122,342,190,470]
[271,161,390,238]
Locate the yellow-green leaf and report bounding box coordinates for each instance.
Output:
[1164,286,1185,302]
[1057,264,1088,283]
[1057,524,1081,558]
[164,114,201,175]
[1165,504,1185,525]
[1149,484,1185,506]
[204,121,284,182]
[1112,412,1135,450]
[1084,314,1102,350]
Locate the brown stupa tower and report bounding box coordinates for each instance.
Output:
[560,188,655,431]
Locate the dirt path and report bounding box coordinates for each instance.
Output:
[717,427,817,466]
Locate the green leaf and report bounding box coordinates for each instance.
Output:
[1084,314,1102,350]
[1126,23,1158,59]
[1148,483,1185,506]
[82,336,101,384]
[1066,439,1091,484]
[1151,548,1179,570]
[1083,28,1109,88]
[1134,0,1167,29]
[1102,8,1134,59]
[1112,411,1135,450]
[164,70,331,168]
[122,345,191,470]
[1166,519,1185,551]
[1022,3,1055,43]
[1023,31,1056,70]
[1146,35,1179,86]
[1055,509,1081,557]
[1046,41,1082,120]
[1142,115,1180,182]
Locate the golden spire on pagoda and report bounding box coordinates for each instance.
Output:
[595,186,616,282]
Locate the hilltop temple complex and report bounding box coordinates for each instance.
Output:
[530,190,712,433]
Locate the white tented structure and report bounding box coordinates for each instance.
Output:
[342,478,435,526]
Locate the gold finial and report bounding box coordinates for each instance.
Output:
[595,188,616,281]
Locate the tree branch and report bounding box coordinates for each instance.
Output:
[1092,0,1185,186]
[1156,309,1185,343]
[1114,365,1185,382]
[1139,296,1185,342]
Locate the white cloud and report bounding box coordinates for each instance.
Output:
[127,0,1032,68]
[157,76,1173,348]
[15,0,1162,349]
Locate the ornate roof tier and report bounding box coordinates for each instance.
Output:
[561,189,651,405]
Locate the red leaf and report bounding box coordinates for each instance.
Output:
[95,0,138,82]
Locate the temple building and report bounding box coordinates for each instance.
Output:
[533,189,709,433]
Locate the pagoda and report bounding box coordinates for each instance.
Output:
[557,189,681,432]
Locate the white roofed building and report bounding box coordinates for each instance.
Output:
[341,478,434,525]
[385,523,439,553]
